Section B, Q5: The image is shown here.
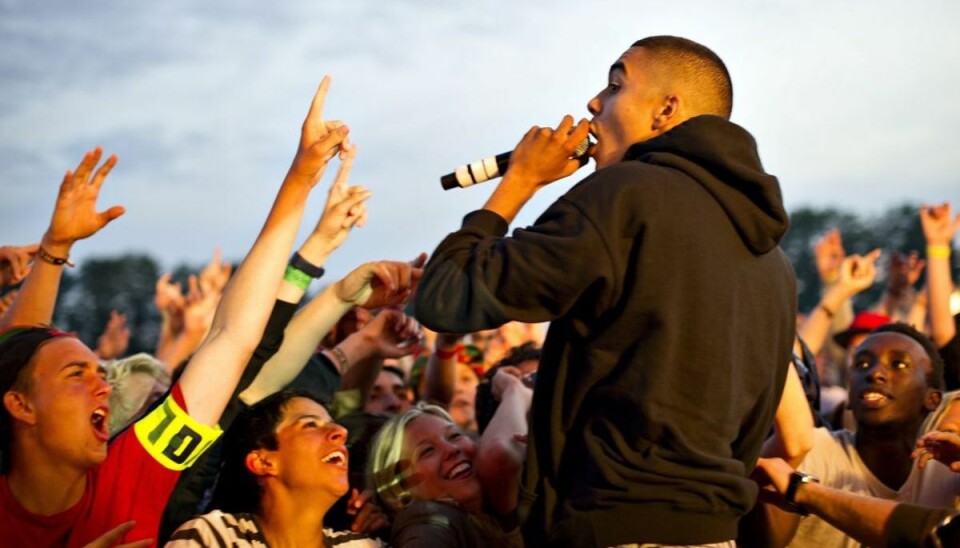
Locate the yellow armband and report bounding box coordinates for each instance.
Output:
[134,394,222,471]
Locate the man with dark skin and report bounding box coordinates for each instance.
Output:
[763,323,958,547]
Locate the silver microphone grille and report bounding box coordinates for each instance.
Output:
[573,137,592,158]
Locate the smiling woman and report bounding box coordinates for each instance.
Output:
[368,368,532,548]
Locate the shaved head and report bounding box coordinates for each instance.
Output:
[631,36,733,119]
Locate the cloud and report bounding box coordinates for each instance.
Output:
[2,0,959,274]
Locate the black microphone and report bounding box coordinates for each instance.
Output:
[440,137,592,190]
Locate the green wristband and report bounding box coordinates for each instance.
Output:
[283,265,312,290]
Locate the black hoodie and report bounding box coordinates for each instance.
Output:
[415,115,797,547]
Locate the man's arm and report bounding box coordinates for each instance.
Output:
[920,203,960,348]
[239,260,422,404]
[754,457,952,548]
[483,115,590,223]
[1,149,124,329]
[477,367,533,521]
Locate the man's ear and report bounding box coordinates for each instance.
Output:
[651,95,681,131]
[245,450,278,478]
[925,389,943,413]
[3,391,36,426]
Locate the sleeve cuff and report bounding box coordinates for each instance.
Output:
[463,209,509,236]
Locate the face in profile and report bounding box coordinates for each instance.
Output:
[848,332,938,427]
[400,413,483,513]
[5,337,112,469]
[587,46,666,170]
[252,397,350,501]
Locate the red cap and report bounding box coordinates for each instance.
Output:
[833,311,892,349]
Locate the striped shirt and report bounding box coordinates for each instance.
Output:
[167,510,386,547]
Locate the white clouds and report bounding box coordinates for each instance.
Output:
[1,0,958,274]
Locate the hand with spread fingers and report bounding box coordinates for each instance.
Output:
[44,147,126,255]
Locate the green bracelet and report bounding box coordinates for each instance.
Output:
[283,265,312,290]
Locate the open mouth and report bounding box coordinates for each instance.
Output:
[91,406,110,441]
[445,461,473,480]
[321,448,348,467]
[859,389,892,407]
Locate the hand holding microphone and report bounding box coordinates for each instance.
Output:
[441,116,593,190]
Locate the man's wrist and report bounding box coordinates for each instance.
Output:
[785,471,820,515]
[40,233,73,258]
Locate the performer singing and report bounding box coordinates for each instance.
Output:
[414,36,796,547]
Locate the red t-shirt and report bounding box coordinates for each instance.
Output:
[0,385,188,547]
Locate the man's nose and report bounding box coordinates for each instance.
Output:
[587,95,601,116]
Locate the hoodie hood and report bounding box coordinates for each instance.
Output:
[623,115,788,254]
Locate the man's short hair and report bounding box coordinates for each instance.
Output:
[631,36,733,119]
[870,323,946,391]
[210,388,327,513]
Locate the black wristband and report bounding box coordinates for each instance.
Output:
[289,251,325,279]
[784,471,819,516]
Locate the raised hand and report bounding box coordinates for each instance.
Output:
[491,366,525,401]
[300,142,371,262]
[920,202,960,247]
[813,229,845,284]
[154,273,185,333]
[335,257,425,310]
[835,249,881,298]
[44,147,125,251]
[198,248,233,295]
[182,275,220,337]
[0,244,39,286]
[288,76,350,186]
[358,309,422,359]
[95,310,130,360]
[505,115,591,189]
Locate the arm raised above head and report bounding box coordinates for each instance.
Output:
[177,76,352,426]
[1,148,125,329]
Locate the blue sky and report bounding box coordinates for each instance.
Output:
[2,0,959,279]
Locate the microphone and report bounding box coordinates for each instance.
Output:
[440,137,592,190]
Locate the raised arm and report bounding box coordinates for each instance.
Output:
[920,203,960,348]
[239,259,422,404]
[1,149,124,328]
[798,250,880,355]
[177,76,350,426]
[477,367,533,522]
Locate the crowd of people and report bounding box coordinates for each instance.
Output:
[2,36,960,547]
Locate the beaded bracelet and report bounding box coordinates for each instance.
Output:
[37,247,75,267]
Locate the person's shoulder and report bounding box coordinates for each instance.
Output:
[167,510,265,547]
[562,160,682,212]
